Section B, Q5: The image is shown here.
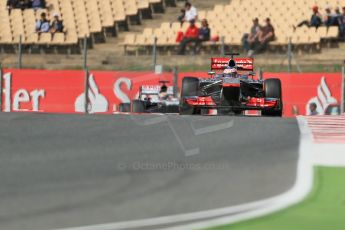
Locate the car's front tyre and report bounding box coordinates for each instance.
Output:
[131,100,146,113]
[179,77,200,115]
[119,103,131,112]
[262,78,283,117]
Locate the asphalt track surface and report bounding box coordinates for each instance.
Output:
[0,113,299,230]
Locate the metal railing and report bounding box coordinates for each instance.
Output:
[150,36,227,71]
[286,37,301,73]
[14,34,88,70]
[83,36,88,69]
[83,67,89,114]
[11,34,304,73]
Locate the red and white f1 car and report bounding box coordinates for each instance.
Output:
[179,54,283,116]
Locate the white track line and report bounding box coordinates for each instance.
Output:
[53,198,272,230]
[55,117,313,230]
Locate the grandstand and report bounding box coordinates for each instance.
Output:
[1,0,342,53]
[0,0,344,70]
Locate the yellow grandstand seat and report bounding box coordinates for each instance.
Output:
[98,0,115,27]
[37,33,52,44]
[123,0,138,16]
[149,0,162,3]
[65,31,78,44]
[25,33,39,44]
[136,0,150,10]
[110,0,127,22]
[51,33,65,45]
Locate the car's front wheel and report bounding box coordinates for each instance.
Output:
[262,78,283,117]
[180,77,200,115]
[119,103,131,112]
[131,100,146,113]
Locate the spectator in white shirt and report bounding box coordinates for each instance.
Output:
[36,12,50,33]
[184,2,198,22]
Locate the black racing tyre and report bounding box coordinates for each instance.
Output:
[180,77,199,97]
[264,79,282,98]
[131,100,146,113]
[262,78,283,117]
[119,103,131,112]
[179,77,200,115]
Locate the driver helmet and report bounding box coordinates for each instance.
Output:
[160,84,168,93]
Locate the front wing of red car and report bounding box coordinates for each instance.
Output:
[183,96,280,111]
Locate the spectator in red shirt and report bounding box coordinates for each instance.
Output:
[295,6,322,29]
[177,20,199,55]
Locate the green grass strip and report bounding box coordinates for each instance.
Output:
[210,167,345,230]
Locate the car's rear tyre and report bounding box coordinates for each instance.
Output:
[131,100,146,113]
[119,103,131,112]
[262,78,283,117]
[180,77,200,115]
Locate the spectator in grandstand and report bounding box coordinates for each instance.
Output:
[50,13,64,34]
[195,19,211,53]
[323,6,338,27]
[340,7,345,39]
[183,2,198,23]
[177,19,199,55]
[295,6,322,29]
[31,0,45,9]
[309,103,319,116]
[242,18,261,53]
[333,7,345,38]
[248,18,275,57]
[16,0,30,10]
[177,9,186,26]
[35,12,50,33]
[335,7,342,18]
[6,0,18,13]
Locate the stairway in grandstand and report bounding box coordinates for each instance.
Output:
[87,0,232,56]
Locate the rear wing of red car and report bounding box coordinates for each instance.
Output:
[211,58,254,71]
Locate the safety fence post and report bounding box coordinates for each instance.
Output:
[341,66,345,113]
[83,36,88,70]
[84,67,89,114]
[173,66,179,98]
[258,68,263,80]
[152,36,158,70]
[287,37,292,73]
[18,35,23,69]
[0,63,3,112]
[220,36,225,56]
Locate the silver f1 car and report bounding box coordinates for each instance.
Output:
[119,81,179,113]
